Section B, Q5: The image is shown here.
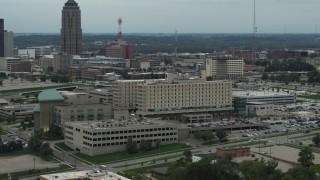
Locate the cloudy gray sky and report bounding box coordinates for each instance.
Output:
[0,0,319,33]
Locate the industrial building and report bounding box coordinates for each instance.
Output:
[64,119,179,155]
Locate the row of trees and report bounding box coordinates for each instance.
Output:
[167,147,319,180]
[256,59,315,72]
[261,73,300,83]
[194,129,227,142]
[0,140,23,153]
[125,137,161,154]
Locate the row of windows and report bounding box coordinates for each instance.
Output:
[83,138,177,147]
[83,132,177,141]
[82,127,176,135]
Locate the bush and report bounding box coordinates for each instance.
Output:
[252,154,256,157]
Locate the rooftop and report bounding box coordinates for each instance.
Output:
[65,119,179,130]
[38,89,65,102]
[233,90,294,98]
[40,169,129,180]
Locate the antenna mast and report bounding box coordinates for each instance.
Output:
[175,29,178,58]
[252,0,257,62]
[118,18,122,40]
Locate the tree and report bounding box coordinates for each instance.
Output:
[216,129,227,141]
[155,139,161,148]
[47,66,53,74]
[261,72,269,80]
[125,137,138,153]
[40,76,46,82]
[45,125,62,138]
[140,139,151,152]
[312,134,320,147]
[39,143,53,159]
[6,115,15,124]
[206,76,213,81]
[183,149,192,162]
[194,130,214,141]
[298,147,315,167]
[28,133,43,153]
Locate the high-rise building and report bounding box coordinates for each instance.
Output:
[205,56,244,80]
[4,30,14,57]
[0,19,4,57]
[60,0,82,55]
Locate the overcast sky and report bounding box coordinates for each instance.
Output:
[0,0,319,33]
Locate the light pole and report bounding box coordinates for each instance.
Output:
[33,157,36,170]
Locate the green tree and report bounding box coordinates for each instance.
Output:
[155,139,161,148]
[125,137,138,154]
[6,115,15,124]
[183,149,192,162]
[261,72,269,80]
[312,134,320,147]
[40,76,46,82]
[39,143,53,159]
[216,129,227,141]
[298,147,315,167]
[194,130,214,141]
[28,133,43,153]
[140,139,151,152]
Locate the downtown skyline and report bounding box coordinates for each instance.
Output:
[0,0,320,34]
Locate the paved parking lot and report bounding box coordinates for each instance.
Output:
[0,155,60,174]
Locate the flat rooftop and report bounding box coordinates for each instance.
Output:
[65,119,179,130]
[233,90,295,98]
[40,169,130,180]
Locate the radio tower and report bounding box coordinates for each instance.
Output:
[118,18,122,40]
[252,0,257,62]
[175,29,178,58]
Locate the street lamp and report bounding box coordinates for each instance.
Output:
[33,157,36,170]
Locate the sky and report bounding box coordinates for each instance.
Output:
[0,0,319,34]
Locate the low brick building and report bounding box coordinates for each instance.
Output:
[216,147,250,157]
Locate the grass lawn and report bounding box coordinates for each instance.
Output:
[228,140,268,148]
[298,95,320,100]
[0,164,73,179]
[0,148,32,157]
[74,143,190,164]
[55,142,74,151]
[289,133,318,139]
[0,127,8,135]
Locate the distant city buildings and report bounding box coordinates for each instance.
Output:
[4,30,14,57]
[60,0,82,55]
[105,40,134,59]
[205,56,244,80]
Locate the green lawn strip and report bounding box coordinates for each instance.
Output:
[0,164,74,179]
[228,140,268,148]
[298,95,320,100]
[114,154,184,169]
[289,133,319,139]
[0,148,32,157]
[54,145,62,152]
[69,154,93,165]
[283,143,320,153]
[74,143,190,164]
[54,142,73,151]
[0,129,8,135]
[122,162,173,175]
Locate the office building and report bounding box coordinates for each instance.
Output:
[18,49,36,60]
[205,56,244,80]
[0,104,35,123]
[4,31,14,57]
[64,119,179,155]
[233,90,295,117]
[34,89,113,132]
[113,74,233,119]
[53,52,73,72]
[0,19,3,57]
[0,57,20,72]
[60,0,82,55]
